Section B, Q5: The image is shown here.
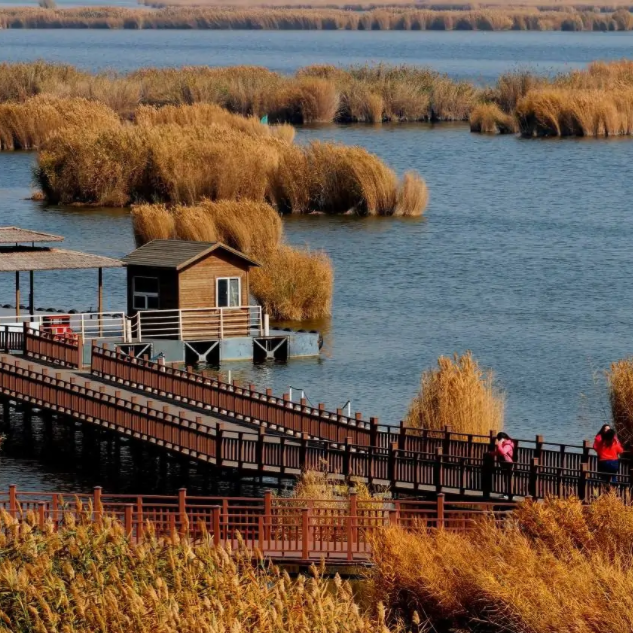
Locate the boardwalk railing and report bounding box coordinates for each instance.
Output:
[92,344,378,446]
[0,355,630,501]
[90,344,611,479]
[24,324,82,369]
[0,486,515,563]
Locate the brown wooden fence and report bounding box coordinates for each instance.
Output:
[91,344,378,446]
[89,344,612,482]
[24,324,82,368]
[0,486,515,563]
[0,355,630,501]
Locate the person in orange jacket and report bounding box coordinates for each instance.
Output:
[593,425,624,484]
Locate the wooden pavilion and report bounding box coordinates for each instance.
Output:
[0,227,123,318]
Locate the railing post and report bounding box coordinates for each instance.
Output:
[136,312,142,342]
[535,435,544,461]
[212,505,221,547]
[434,447,443,493]
[257,427,266,467]
[263,490,272,542]
[349,487,357,546]
[398,419,406,450]
[300,432,309,467]
[217,425,224,467]
[388,442,398,487]
[581,439,591,464]
[529,458,539,499]
[443,425,452,455]
[124,504,133,538]
[93,486,102,526]
[343,437,352,477]
[370,417,379,447]
[482,449,494,499]
[38,501,46,530]
[8,484,16,517]
[437,493,445,530]
[178,488,188,536]
[579,463,589,502]
[301,507,309,561]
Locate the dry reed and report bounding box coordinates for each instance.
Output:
[36,107,427,216]
[0,6,630,31]
[371,494,633,633]
[469,102,517,134]
[405,351,504,436]
[608,357,633,446]
[0,61,477,125]
[251,244,334,320]
[0,95,119,150]
[0,508,394,633]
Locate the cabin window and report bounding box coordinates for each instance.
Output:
[217,277,241,308]
[133,276,159,311]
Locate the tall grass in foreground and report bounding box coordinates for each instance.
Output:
[405,351,504,435]
[608,357,633,446]
[132,201,333,320]
[36,105,427,216]
[371,495,633,633]
[0,509,394,633]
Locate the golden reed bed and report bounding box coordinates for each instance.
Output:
[0,5,632,30]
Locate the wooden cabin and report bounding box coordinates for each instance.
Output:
[122,240,260,340]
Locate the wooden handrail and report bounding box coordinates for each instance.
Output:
[1,355,630,501]
[24,324,82,368]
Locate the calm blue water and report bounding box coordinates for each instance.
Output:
[0,30,631,81]
[0,32,631,492]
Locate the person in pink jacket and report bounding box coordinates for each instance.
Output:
[495,432,514,463]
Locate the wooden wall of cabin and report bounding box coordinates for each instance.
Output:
[178,251,250,310]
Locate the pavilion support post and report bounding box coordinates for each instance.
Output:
[98,267,103,338]
[15,272,19,318]
[29,270,34,317]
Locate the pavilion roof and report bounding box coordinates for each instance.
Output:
[0,246,123,272]
[0,227,64,244]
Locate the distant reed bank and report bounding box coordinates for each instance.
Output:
[1,5,633,30]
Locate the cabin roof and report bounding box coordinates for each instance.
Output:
[122,240,260,270]
[0,246,124,272]
[0,226,64,244]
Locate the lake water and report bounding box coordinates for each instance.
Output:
[0,31,632,492]
[0,30,632,81]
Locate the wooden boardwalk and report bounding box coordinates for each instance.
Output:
[0,486,514,565]
[1,334,631,501]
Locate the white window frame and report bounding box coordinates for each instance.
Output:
[216,277,241,308]
[132,276,160,311]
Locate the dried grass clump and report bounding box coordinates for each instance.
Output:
[272,141,427,217]
[37,116,426,217]
[608,357,633,446]
[133,199,283,256]
[0,6,626,32]
[272,77,340,124]
[0,508,391,633]
[251,244,333,320]
[469,103,517,134]
[0,95,119,150]
[371,495,633,633]
[516,88,633,137]
[405,351,504,435]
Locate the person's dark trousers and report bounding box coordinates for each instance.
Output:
[598,459,620,484]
